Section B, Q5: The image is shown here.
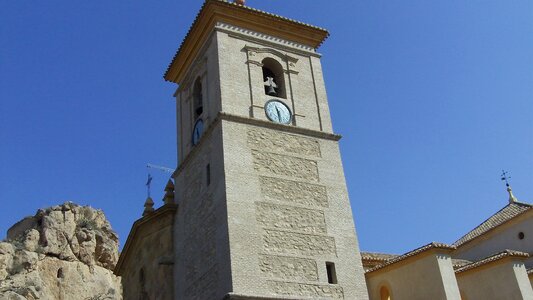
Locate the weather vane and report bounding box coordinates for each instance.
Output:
[500,170,511,187]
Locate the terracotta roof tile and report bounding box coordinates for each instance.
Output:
[365,242,456,274]
[361,252,398,262]
[454,202,532,247]
[452,258,472,269]
[164,0,329,82]
[455,249,529,274]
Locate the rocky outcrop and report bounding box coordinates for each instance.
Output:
[0,202,122,300]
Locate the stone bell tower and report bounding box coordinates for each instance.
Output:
[165,1,369,299]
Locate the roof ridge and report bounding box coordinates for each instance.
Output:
[164,0,329,82]
[453,202,533,247]
[366,242,455,274]
[455,249,529,274]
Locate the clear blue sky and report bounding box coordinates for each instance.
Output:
[1,1,532,255]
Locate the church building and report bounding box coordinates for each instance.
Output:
[114,1,533,299]
[116,0,368,299]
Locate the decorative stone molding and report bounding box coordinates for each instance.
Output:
[267,281,344,299]
[262,229,336,256]
[256,202,327,234]
[247,128,321,158]
[259,176,328,208]
[217,22,317,54]
[259,254,319,281]
[252,150,319,182]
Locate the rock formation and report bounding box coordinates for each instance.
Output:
[0,202,122,300]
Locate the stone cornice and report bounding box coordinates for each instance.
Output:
[219,112,341,141]
[164,0,328,84]
[224,293,307,300]
[173,112,341,179]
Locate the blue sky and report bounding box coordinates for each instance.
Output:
[1,1,531,255]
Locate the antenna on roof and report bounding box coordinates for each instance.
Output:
[501,170,518,204]
[145,163,175,198]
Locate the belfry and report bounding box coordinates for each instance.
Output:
[116,1,369,299]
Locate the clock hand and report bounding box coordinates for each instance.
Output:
[275,107,282,122]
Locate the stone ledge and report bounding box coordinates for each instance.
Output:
[220,112,341,141]
[173,112,340,179]
[224,293,315,300]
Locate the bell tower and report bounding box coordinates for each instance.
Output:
[166,1,369,299]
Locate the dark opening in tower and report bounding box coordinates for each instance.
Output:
[262,58,286,98]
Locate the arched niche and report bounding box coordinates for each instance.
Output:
[262,57,286,98]
[193,77,203,117]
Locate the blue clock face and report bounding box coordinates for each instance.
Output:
[265,100,292,124]
[192,119,204,145]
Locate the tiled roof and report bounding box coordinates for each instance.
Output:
[455,249,529,274]
[452,258,472,269]
[361,252,398,262]
[366,242,456,274]
[164,0,329,82]
[454,201,533,247]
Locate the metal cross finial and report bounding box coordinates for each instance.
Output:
[146,173,153,198]
[501,170,511,187]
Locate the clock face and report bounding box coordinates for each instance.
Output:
[264,100,292,124]
[192,119,204,145]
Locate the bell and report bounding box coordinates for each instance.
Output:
[267,85,277,95]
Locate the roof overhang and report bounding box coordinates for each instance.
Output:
[365,242,456,275]
[164,0,329,84]
[114,203,178,275]
[455,250,529,275]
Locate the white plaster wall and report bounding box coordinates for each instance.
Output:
[455,214,533,268]
[456,260,533,300]
[366,252,461,300]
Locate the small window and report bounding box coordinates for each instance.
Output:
[326,262,337,284]
[206,164,211,186]
[193,78,203,117]
[139,268,145,285]
[518,232,525,240]
[262,58,286,98]
[57,268,64,279]
[380,286,391,300]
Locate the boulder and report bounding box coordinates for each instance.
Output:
[0,202,122,299]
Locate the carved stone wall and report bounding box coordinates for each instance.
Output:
[247,129,321,157]
[262,230,336,257]
[259,176,328,208]
[267,281,344,299]
[259,255,318,282]
[252,151,319,182]
[255,202,326,234]
[245,127,344,298]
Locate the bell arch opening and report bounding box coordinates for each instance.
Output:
[193,77,203,117]
[262,58,286,98]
